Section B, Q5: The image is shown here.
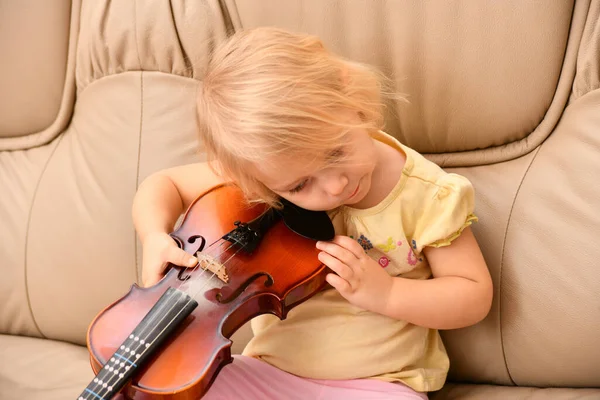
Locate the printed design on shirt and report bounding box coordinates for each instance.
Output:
[407,239,423,265]
[378,256,390,268]
[376,237,401,252]
[355,234,373,252]
[350,235,423,270]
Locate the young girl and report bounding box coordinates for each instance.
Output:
[132,27,493,399]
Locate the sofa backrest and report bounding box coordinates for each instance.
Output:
[0,0,227,343]
[1,0,599,389]
[0,0,75,150]
[227,0,583,165]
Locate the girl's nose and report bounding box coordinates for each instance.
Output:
[323,173,348,196]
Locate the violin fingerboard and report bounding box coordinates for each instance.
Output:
[77,287,198,400]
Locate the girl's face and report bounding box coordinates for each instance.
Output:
[253,128,378,211]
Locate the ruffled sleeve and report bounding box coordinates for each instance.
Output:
[410,173,478,255]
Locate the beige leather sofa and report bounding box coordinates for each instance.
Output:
[1,1,599,399]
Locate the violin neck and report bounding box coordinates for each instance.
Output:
[77,287,198,400]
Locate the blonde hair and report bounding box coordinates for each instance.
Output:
[196,27,389,208]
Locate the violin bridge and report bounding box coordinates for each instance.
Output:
[195,252,229,283]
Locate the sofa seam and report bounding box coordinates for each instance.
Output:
[133,0,143,285]
[23,134,67,339]
[76,70,194,98]
[217,0,235,35]
[499,145,542,386]
[168,1,193,79]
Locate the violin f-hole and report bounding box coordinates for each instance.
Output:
[216,272,274,303]
[177,235,206,281]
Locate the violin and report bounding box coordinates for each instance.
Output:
[77,183,334,399]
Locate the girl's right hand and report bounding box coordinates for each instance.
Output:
[141,231,198,287]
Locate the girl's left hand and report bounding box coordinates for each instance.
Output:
[316,235,394,314]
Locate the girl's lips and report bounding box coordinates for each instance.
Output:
[348,183,360,199]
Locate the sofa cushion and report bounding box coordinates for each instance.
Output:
[430,383,600,400]
[434,87,600,387]
[0,334,93,400]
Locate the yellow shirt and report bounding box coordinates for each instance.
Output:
[242,131,478,392]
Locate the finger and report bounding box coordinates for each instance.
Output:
[167,247,198,268]
[326,273,352,294]
[316,239,357,265]
[318,251,353,281]
[332,235,365,259]
[142,262,165,287]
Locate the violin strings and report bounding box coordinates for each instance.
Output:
[130,214,264,342]
[136,237,243,335]
[89,236,246,399]
[163,228,250,297]
[115,233,241,352]
[100,238,235,370]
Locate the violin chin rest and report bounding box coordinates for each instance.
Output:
[278,199,335,242]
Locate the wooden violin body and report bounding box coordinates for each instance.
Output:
[79,184,334,399]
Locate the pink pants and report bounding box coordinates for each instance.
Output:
[203,355,429,399]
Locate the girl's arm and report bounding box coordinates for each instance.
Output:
[383,227,493,329]
[317,227,493,330]
[132,162,226,286]
[132,162,224,243]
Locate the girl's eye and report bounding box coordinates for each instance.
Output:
[289,179,308,194]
